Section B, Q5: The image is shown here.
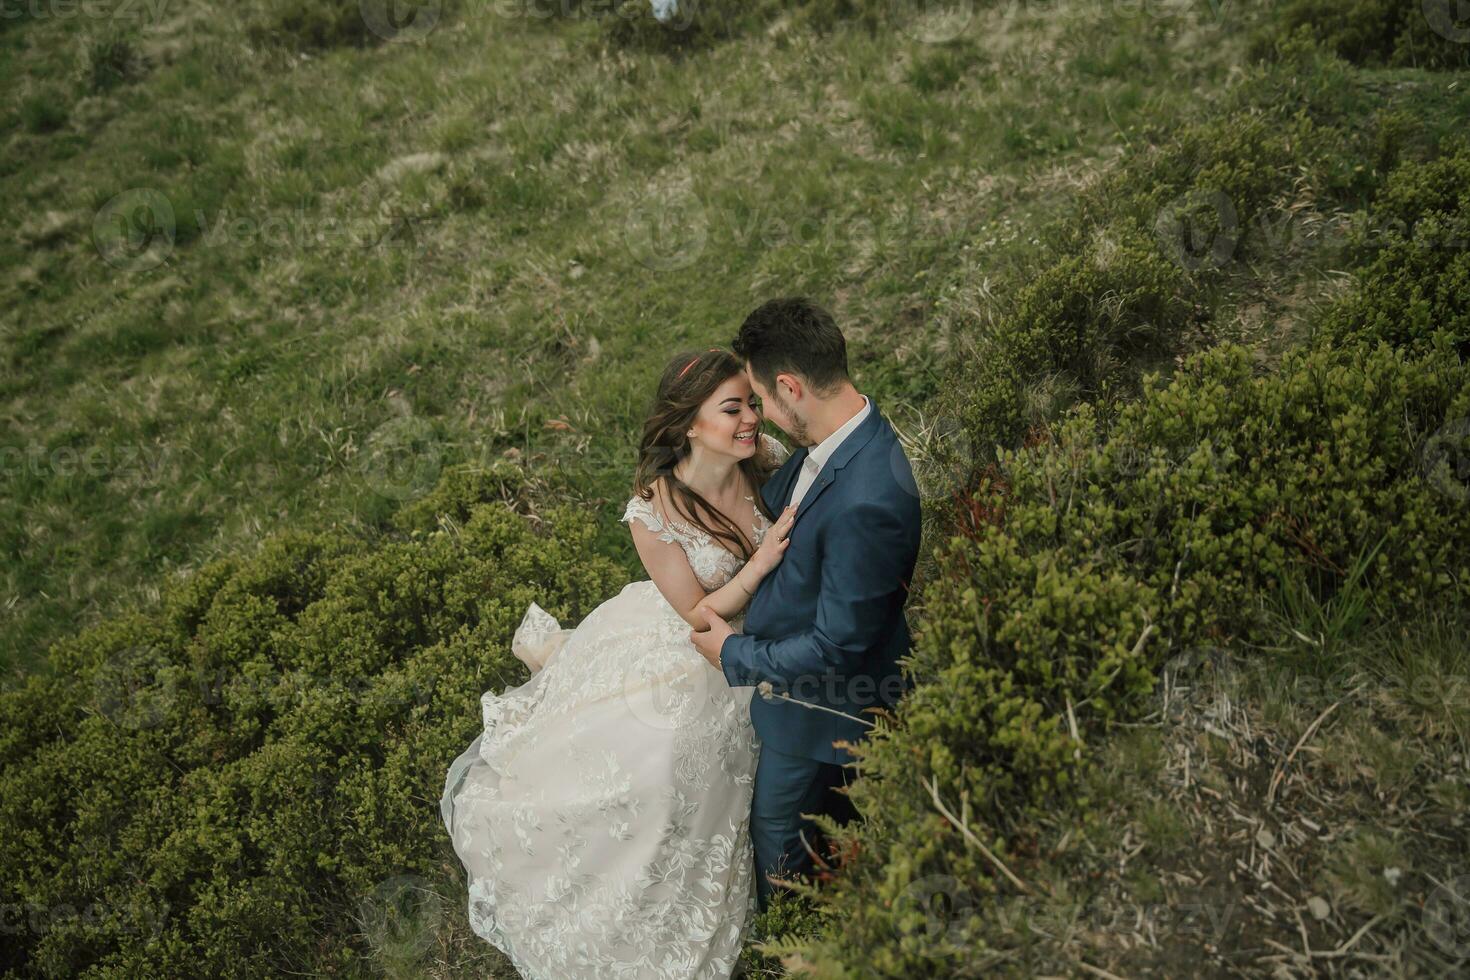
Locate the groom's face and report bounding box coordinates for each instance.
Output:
[745,365,811,446]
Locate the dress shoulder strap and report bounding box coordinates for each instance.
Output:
[622,492,703,546]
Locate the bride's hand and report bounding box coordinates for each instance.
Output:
[744,505,796,580]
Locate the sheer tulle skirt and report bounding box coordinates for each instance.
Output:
[441,580,758,980]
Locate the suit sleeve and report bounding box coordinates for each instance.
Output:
[720,499,913,689]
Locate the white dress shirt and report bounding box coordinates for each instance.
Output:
[787,396,871,510]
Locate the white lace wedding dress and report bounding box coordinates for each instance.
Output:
[440,438,785,979]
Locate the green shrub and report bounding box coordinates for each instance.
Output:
[789,336,1470,975]
[784,65,1470,975]
[960,229,1193,463]
[0,492,624,976]
[954,104,1372,472]
[737,892,827,977]
[953,334,1469,814]
[906,43,974,93]
[1086,109,1332,238]
[388,460,529,535]
[1317,146,1470,356]
[1251,0,1470,71]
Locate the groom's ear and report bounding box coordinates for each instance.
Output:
[775,372,802,402]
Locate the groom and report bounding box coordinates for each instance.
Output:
[690,297,922,907]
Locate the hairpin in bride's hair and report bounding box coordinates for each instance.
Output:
[677,347,727,380]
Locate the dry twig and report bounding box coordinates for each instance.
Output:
[926,775,1038,897]
[1266,691,1360,805]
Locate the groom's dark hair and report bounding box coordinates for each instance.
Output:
[732,297,850,396]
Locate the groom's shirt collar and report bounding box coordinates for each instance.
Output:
[801,395,871,477]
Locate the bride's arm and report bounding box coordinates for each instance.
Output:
[628,488,796,630]
[629,523,766,630]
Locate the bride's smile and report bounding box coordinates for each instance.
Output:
[685,373,764,461]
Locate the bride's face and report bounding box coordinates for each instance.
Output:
[688,374,763,460]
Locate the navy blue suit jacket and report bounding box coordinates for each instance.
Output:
[719,401,922,764]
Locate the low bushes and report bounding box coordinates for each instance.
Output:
[1251,0,1470,71]
[1078,108,1344,241]
[955,104,1352,468]
[81,31,149,93]
[0,468,624,976]
[959,230,1192,460]
[790,333,1469,975]
[950,57,1463,471]
[1316,146,1470,356]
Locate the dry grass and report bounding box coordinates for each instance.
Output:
[986,617,1470,978]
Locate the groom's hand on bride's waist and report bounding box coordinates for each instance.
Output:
[689,606,736,671]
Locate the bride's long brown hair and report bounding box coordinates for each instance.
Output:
[633,348,782,561]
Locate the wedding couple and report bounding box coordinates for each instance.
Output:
[440,297,923,979]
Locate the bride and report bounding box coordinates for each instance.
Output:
[440,348,797,979]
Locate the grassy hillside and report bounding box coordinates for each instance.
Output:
[2,0,1253,678]
[3,0,1469,977]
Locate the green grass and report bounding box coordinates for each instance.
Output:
[0,0,1260,677]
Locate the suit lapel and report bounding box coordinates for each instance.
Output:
[792,401,884,523]
[761,445,807,513]
[793,467,834,523]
